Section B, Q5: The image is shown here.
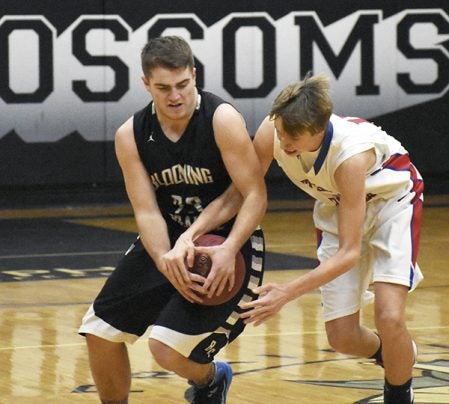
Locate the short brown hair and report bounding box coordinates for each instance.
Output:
[141,36,194,77]
[270,74,333,136]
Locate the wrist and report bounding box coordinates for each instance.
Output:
[183,227,204,242]
[221,237,240,256]
[285,280,303,302]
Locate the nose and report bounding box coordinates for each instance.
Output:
[279,137,293,153]
[168,88,181,102]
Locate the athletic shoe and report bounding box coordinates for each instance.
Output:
[184,361,233,403]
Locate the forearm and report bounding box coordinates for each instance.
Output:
[135,212,171,268]
[221,189,267,254]
[286,247,359,301]
[183,185,243,240]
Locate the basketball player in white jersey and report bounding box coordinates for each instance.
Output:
[197,73,423,403]
[243,73,423,403]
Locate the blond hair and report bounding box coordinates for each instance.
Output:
[270,74,333,136]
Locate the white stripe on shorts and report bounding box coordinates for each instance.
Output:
[78,304,139,344]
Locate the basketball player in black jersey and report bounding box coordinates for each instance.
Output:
[78,36,266,403]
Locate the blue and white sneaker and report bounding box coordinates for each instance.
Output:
[184,361,233,403]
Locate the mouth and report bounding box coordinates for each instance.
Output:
[283,149,298,156]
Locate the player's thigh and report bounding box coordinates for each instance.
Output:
[325,311,361,344]
[371,200,422,289]
[374,281,409,328]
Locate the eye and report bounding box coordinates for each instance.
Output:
[158,86,170,92]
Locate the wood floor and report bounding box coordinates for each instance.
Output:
[1,196,449,403]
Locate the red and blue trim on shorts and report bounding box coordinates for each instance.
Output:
[380,153,424,288]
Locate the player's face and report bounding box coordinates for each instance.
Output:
[274,117,324,156]
[142,66,197,121]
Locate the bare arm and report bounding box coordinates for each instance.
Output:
[178,115,275,242]
[172,105,267,297]
[195,104,268,296]
[180,184,243,242]
[283,150,371,295]
[166,113,274,298]
[213,104,268,249]
[115,117,204,303]
[115,118,170,262]
[240,148,376,325]
[253,116,276,175]
[166,183,244,283]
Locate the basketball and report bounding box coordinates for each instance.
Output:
[190,234,246,306]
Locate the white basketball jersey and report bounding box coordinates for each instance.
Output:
[273,114,419,207]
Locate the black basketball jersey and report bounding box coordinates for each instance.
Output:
[133,89,235,236]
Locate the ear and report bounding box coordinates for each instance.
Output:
[141,75,152,93]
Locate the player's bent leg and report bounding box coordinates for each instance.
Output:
[325,311,381,358]
[149,338,232,403]
[85,334,131,403]
[149,338,214,384]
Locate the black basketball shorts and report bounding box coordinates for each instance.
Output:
[79,228,264,364]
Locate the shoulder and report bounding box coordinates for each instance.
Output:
[331,114,381,138]
[199,90,238,118]
[255,116,275,144]
[258,115,275,133]
[200,90,228,116]
[254,116,275,151]
[337,149,376,172]
[116,116,133,137]
[213,102,244,127]
[209,101,250,151]
[214,102,243,121]
[115,116,135,150]
[330,115,386,165]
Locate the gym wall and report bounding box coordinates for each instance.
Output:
[1,0,448,190]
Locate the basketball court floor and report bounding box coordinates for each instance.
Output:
[1,190,449,403]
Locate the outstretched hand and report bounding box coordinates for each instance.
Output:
[239,282,292,326]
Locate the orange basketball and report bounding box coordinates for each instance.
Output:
[190,234,246,306]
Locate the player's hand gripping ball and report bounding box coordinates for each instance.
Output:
[190,234,246,306]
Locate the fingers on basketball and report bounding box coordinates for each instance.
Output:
[189,234,246,305]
